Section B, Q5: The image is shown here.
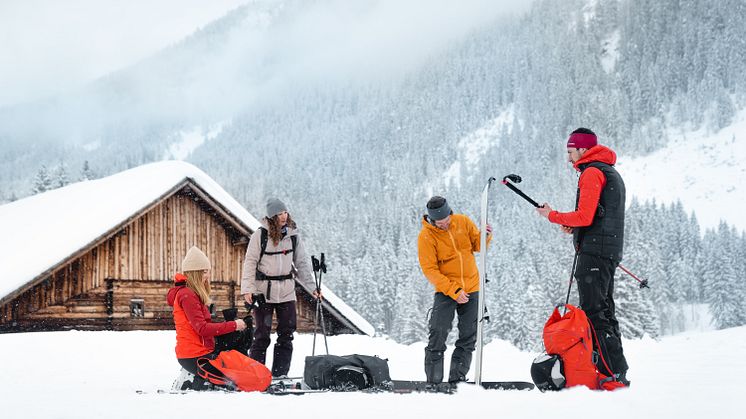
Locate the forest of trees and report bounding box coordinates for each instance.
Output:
[1,0,745,348]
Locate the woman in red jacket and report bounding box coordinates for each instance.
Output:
[167,246,246,389]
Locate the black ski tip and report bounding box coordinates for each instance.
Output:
[389,380,535,393]
[389,380,456,394]
[468,381,535,391]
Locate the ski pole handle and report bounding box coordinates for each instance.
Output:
[618,264,650,289]
[501,179,542,208]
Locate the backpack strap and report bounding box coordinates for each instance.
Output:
[255,227,298,300]
[256,227,298,264]
[587,319,616,381]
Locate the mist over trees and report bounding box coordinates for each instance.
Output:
[1,0,745,348]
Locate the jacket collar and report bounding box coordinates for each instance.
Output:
[573,144,617,172]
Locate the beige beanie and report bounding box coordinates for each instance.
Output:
[182,246,211,272]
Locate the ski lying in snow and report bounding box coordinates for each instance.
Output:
[137,380,534,395]
[265,386,330,395]
[389,380,534,393]
[135,386,329,396]
[469,381,535,391]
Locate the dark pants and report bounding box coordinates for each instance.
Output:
[249,300,297,377]
[177,352,217,390]
[424,292,479,383]
[575,253,629,376]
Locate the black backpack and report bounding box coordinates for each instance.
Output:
[214,308,253,356]
[304,354,391,391]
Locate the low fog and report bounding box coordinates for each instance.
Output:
[0,0,533,144]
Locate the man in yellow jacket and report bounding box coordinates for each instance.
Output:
[417,196,491,384]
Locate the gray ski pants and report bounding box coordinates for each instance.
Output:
[424,291,479,383]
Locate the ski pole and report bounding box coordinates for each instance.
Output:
[617,264,650,289]
[500,173,650,290]
[318,253,329,355]
[311,255,320,356]
[501,174,543,208]
[563,250,579,315]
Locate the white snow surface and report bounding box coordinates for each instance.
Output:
[617,108,746,232]
[1,326,743,418]
[0,160,261,299]
[458,106,514,168]
[164,122,228,160]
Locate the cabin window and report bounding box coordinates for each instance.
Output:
[130,299,145,318]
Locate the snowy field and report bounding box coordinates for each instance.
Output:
[1,327,743,419]
[618,108,746,232]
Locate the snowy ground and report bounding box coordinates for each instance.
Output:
[1,327,743,419]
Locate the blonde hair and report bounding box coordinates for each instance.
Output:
[184,270,211,305]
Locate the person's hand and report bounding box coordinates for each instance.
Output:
[560,225,573,234]
[456,291,469,304]
[235,319,247,331]
[536,203,553,219]
[485,224,493,235]
[244,294,253,304]
[313,289,323,300]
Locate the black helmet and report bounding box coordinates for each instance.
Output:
[530,353,565,391]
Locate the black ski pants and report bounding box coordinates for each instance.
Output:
[575,253,629,376]
[177,352,217,390]
[424,291,479,383]
[249,300,297,377]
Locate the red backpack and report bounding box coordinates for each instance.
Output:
[539,304,625,391]
[197,350,272,392]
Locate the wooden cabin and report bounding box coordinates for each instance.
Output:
[0,161,373,336]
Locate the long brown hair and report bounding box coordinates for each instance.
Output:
[266,214,297,246]
[184,270,211,305]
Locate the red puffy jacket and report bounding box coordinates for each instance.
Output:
[548,145,617,227]
[166,273,236,359]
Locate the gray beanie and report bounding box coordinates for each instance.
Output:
[266,198,288,218]
[427,196,452,221]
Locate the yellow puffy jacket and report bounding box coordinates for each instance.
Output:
[417,214,490,300]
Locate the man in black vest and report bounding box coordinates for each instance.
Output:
[536,128,630,386]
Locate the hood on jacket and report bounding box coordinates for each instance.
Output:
[167,273,188,307]
[573,144,617,171]
[421,215,445,232]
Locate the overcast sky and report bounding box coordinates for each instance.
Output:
[0,0,250,106]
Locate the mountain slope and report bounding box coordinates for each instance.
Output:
[618,108,746,232]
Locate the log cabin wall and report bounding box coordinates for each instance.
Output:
[0,188,248,331]
[0,186,346,334]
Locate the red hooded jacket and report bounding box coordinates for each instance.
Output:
[167,273,236,359]
[548,145,617,227]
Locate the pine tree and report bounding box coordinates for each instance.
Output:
[703,223,741,329]
[80,160,96,181]
[54,162,69,188]
[31,165,52,195]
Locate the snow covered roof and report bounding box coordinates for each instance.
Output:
[296,281,375,336]
[0,161,260,302]
[0,160,374,336]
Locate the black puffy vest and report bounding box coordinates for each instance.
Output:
[572,162,625,261]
